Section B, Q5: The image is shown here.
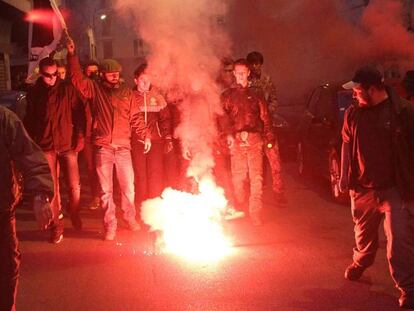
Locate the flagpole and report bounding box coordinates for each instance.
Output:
[49,0,67,30]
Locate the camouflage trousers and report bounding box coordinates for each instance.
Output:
[230,133,264,218]
[264,141,283,193]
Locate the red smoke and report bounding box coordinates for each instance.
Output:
[225,0,414,104]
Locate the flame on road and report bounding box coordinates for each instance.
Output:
[142,178,233,262]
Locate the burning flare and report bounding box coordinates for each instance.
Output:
[142,178,232,261]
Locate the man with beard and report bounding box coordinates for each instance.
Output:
[66,38,151,241]
[340,66,414,309]
[24,57,85,242]
[220,59,274,226]
[0,106,53,311]
[246,51,284,203]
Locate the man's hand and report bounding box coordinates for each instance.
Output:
[339,175,349,193]
[32,195,53,230]
[143,138,151,154]
[66,35,75,55]
[226,135,234,149]
[74,135,85,152]
[164,139,174,154]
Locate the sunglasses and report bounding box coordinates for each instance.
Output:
[42,71,58,78]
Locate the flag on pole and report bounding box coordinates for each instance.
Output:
[26,0,67,83]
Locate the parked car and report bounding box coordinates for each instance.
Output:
[272,111,298,161]
[0,90,27,120]
[296,83,354,202]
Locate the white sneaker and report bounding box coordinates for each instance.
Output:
[224,207,245,220]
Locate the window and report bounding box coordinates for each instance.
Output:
[103,41,113,58]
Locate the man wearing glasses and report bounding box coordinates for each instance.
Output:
[24,57,86,243]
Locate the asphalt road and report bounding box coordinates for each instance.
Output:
[15,163,401,311]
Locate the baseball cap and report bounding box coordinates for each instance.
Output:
[342,66,383,89]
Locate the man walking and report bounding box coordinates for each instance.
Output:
[246,51,284,202]
[0,106,53,311]
[66,38,151,241]
[24,57,85,243]
[340,66,414,309]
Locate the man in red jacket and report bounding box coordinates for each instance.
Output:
[66,38,151,241]
[132,63,172,208]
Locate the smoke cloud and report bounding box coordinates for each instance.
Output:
[114,0,232,231]
[225,0,414,104]
[115,0,231,180]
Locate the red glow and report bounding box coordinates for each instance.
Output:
[25,9,55,25]
[142,178,234,262]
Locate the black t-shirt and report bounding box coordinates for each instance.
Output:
[342,99,396,189]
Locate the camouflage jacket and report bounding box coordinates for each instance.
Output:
[248,72,279,117]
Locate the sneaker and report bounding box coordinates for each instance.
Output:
[399,292,414,309]
[344,262,365,281]
[128,220,141,231]
[49,218,64,244]
[70,213,82,231]
[224,207,245,221]
[104,230,116,241]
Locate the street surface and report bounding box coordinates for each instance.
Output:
[15,163,400,311]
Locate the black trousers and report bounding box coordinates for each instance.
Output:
[0,212,20,311]
[131,140,165,207]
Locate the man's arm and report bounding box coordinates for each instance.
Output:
[258,97,275,144]
[263,75,279,116]
[2,108,53,229]
[3,109,53,198]
[339,107,353,192]
[339,142,351,193]
[130,92,151,152]
[66,38,95,100]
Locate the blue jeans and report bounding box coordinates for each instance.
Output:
[44,150,80,222]
[94,147,136,231]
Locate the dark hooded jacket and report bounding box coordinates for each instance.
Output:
[24,78,85,152]
[343,86,414,201]
[0,106,53,215]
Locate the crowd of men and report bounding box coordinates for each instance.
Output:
[2,35,414,310]
[20,37,286,244]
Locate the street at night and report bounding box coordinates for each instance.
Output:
[1,1,414,310]
[15,163,400,311]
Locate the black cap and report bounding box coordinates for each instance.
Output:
[342,66,383,89]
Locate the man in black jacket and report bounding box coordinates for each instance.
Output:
[0,106,53,311]
[24,57,85,243]
[220,59,275,226]
[340,66,414,309]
